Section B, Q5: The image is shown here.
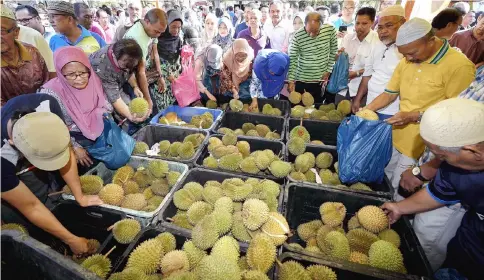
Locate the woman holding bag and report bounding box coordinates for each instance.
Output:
[38,46,110,169]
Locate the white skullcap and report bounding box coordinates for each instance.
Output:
[420,98,484,147]
[396,18,432,46]
[379,5,405,18]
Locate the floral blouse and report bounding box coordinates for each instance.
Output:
[219,62,253,94]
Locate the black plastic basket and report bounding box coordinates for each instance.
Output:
[286,145,393,198]
[282,184,433,279]
[195,135,287,180]
[287,118,340,147]
[131,125,208,165]
[212,111,286,142]
[1,230,99,280]
[226,98,290,117]
[159,168,285,249]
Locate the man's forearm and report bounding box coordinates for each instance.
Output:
[354,76,370,101]
[136,60,150,100]
[396,188,444,215]
[421,158,443,180]
[60,148,83,200]
[366,92,398,111]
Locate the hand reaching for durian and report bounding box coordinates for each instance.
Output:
[76,194,103,207]
[66,236,90,256]
[381,202,402,224]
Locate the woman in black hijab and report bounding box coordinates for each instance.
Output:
[149,9,184,113]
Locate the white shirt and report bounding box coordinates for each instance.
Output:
[363,41,404,116]
[18,25,55,72]
[338,30,380,97]
[263,19,290,53]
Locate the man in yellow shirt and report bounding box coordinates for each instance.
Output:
[366,18,475,201]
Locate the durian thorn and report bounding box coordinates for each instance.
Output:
[48,190,66,196]
[104,246,116,258]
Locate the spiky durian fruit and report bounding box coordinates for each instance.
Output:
[112,219,141,244]
[319,202,346,227]
[247,234,276,273]
[357,206,389,234]
[126,238,165,274]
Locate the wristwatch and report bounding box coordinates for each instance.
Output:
[416,111,424,123]
[412,166,427,182]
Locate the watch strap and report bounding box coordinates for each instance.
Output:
[414,172,427,182]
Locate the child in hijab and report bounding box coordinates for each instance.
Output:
[213,17,235,52]
[195,44,224,104]
[249,49,290,110]
[201,13,218,49]
[219,38,254,102]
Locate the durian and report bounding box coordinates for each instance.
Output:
[121,193,147,210]
[357,206,389,233]
[247,234,276,273]
[368,240,405,273]
[112,219,141,244]
[287,137,306,156]
[319,202,346,227]
[99,184,124,206]
[126,238,164,274]
[242,199,270,230]
[160,250,190,277]
[129,98,149,116]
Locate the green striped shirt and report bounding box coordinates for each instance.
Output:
[288,24,338,82]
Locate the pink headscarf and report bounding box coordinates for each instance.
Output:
[43,47,106,141]
[223,39,254,87]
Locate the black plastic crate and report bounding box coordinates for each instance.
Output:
[286,145,393,198]
[195,135,287,180]
[226,98,290,117]
[282,184,432,279]
[1,231,99,280]
[159,168,285,247]
[131,125,208,165]
[212,111,286,142]
[287,118,340,147]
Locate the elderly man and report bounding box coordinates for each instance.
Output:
[113,0,142,42]
[48,1,106,54]
[382,98,484,280]
[336,7,379,105]
[263,1,289,52]
[365,18,475,201]
[332,0,357,38]
[15,5,55,42]
[1,5,49,105]
[288,12,337,104]
[450,14,484,67]
[352,5,406,118]
[372,0,397,29]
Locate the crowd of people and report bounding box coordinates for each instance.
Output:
[1,0,483,279]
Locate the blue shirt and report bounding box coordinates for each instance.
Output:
[49,24,106,54]
[332,17,354,32]
[427,162,484,274]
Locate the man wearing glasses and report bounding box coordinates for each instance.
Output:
[1,5,49,105]
[15,5,55,43]
[332,0,357,38]
[47,1,106,54]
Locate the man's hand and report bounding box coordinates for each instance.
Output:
[288,82,295,93]
[158,77,166,92]
[167,74,176,83]
[76,194,103,207]
[351,98,361,114]
[400,168,423,192]
[232,88,239,99]
[336,31,346,39]
[381,202,402,224]
[133,86,143,98]
[249,99,258,111]
[386,111,419,126]
[205,90,217,101]
[73,147,93,167]
[322,72,330,85]
[66,236,89,255]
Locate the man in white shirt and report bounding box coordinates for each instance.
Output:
[336,7,380,105]
[264,1,290,53]
[351,5,406,120]
[15,5,55,43]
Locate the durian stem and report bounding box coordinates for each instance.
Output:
[104,246,116,258]
[166,218,174,222]
[48,190,66,196]
[107,224,115,231]
[300,118,303,126]
[275,259,283,267]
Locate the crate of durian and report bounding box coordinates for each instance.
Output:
[61,156,188,226]
[159,168,285,248]
[131,125,208,165]
[109,225,278,279]
[212,111,286,142]
[281,183,433,279]
[224,98,291,117]
[287,118,340,147]
[288,89,351,122]
[149,105,223,131]
[195,135,291,180]
[285,144,393,198]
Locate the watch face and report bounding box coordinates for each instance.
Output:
[412,167,420,176]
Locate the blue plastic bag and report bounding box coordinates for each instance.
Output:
[337,115,392,184]
[327,52,349,94]
[87,116,135,170]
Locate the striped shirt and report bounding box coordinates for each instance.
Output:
[288,24,338,82]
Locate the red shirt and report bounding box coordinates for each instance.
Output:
[449,29,484,65]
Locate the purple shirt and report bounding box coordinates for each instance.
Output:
[237,27,271,57]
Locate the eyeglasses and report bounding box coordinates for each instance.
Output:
[1,26,18,35]
[343,6,355,11]
[63,72,90,80]
[17,17,35,25]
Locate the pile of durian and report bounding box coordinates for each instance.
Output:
[205,100,228,110]
[132,133,205,160]
[288,123,327,145]
[289,89,351,122]
[290,203,406,274]
[158,111,214,129]
[227,98,283,116]
[217,122,281,140]
[201,135,292,178]
[63,160,181,213]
